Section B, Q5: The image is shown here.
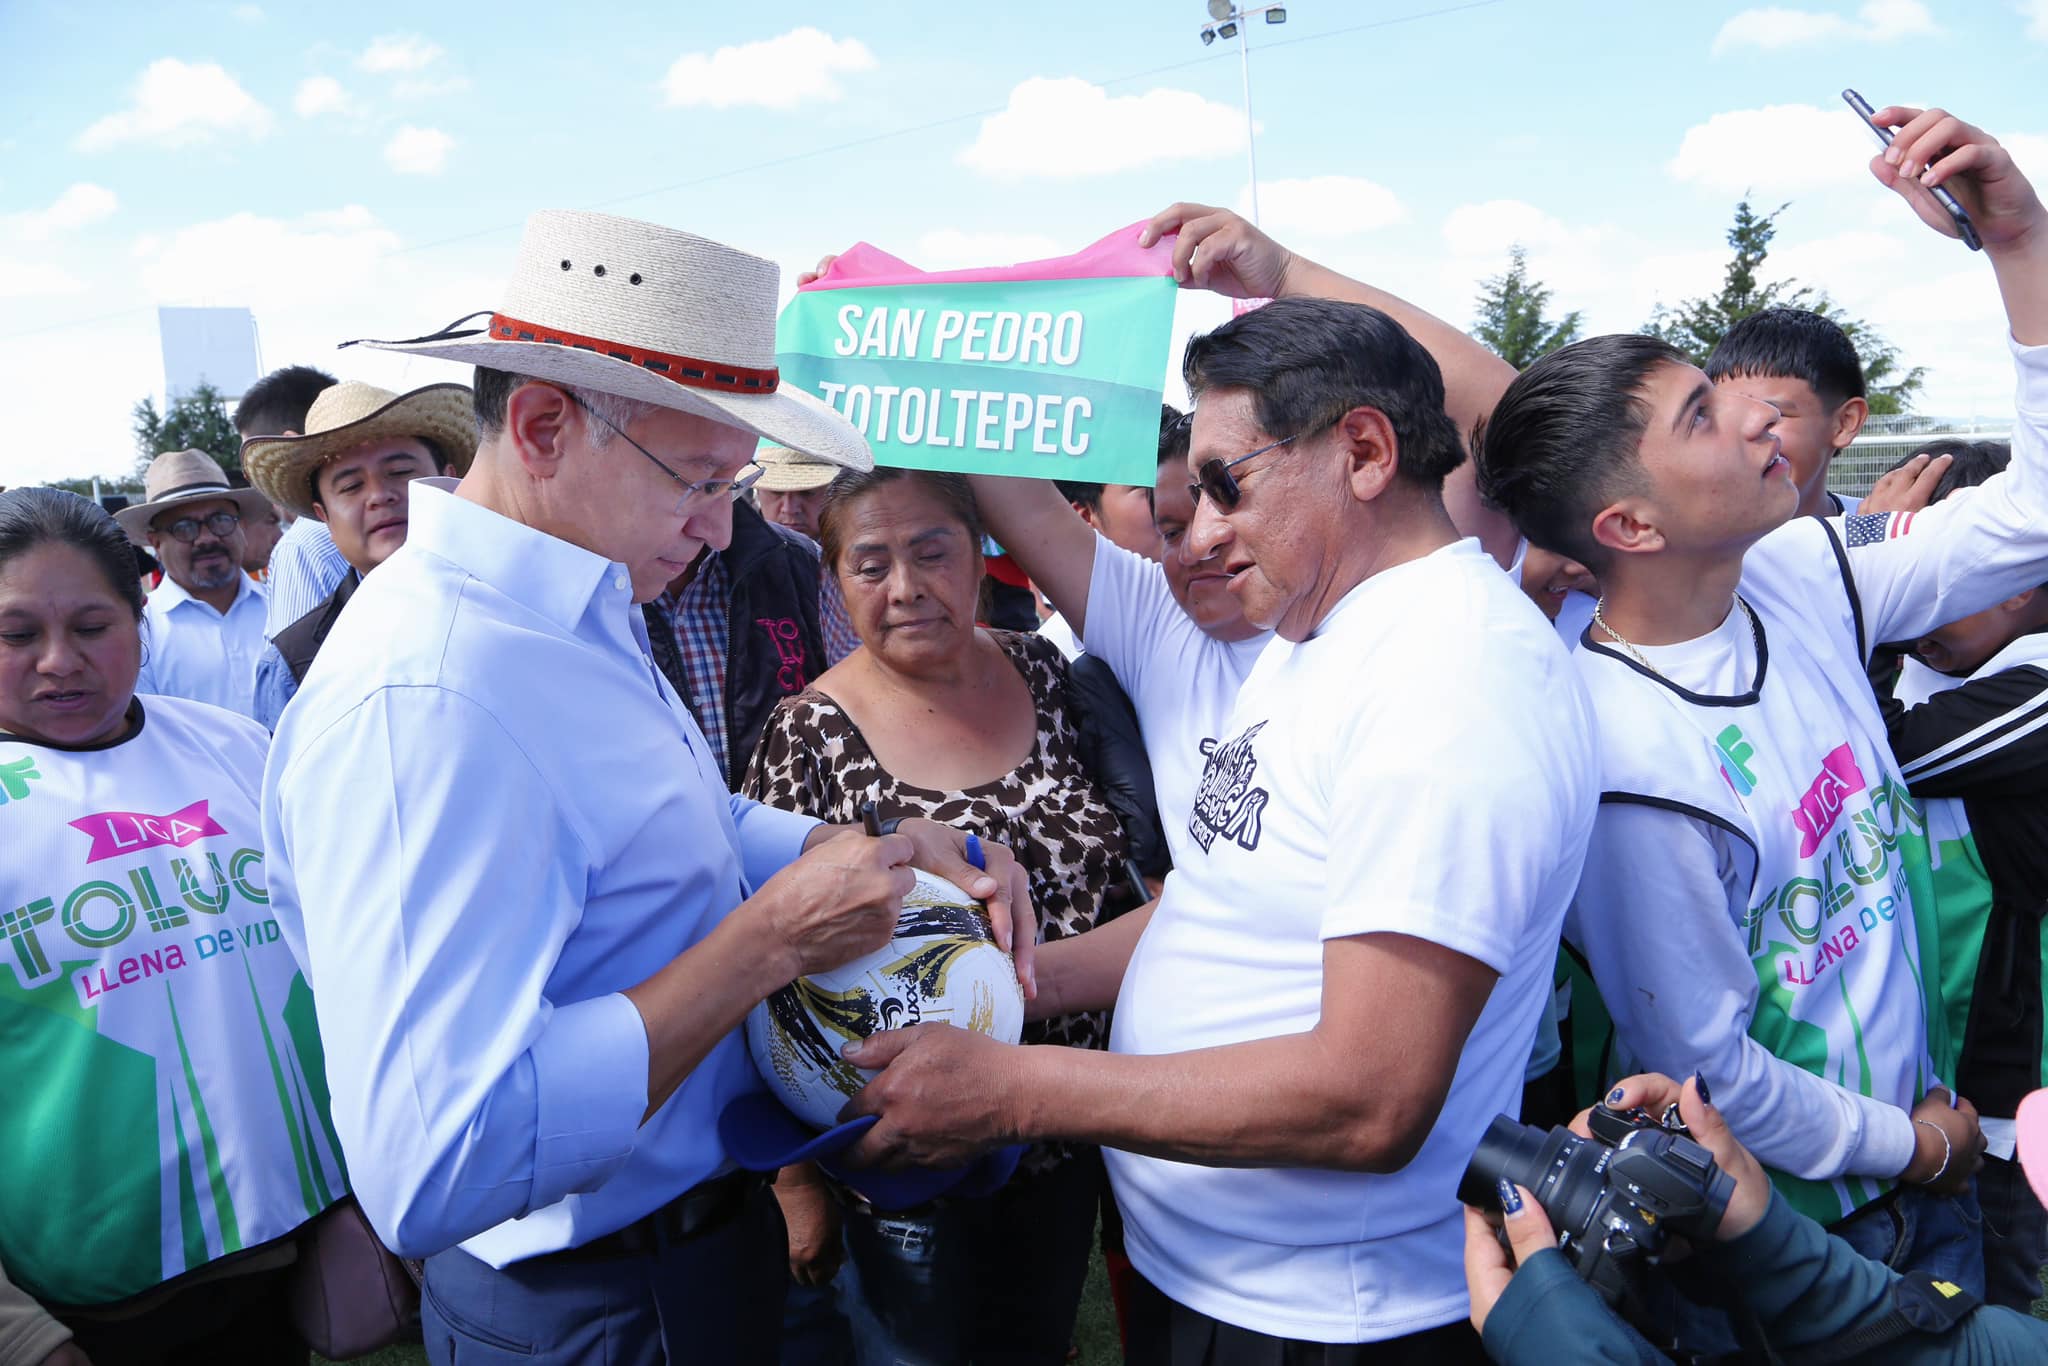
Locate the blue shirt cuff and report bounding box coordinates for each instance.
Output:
[729,796,823,892]
[526,992,649,1211]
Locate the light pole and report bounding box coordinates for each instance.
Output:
[1199,0,1287,225]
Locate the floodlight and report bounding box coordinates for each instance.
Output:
[1267,5,1286,21]
[1200,25,1216,43]
[1217,20,1239,38]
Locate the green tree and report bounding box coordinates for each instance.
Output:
[44,475,144,498]
[132,381,242,476]
[1471,245,1583,369]
[1644,199,1925,413]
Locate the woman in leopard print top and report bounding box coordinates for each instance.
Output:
[741,467,1128,1366]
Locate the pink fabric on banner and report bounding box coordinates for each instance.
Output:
[798,221,1174,291]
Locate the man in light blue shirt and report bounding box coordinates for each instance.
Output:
[119,448,274,719]
[263,210,1032,1365]
[260,514,349,638]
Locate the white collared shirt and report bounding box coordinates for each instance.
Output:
[138,572,270,719]
[261,478,820,1265]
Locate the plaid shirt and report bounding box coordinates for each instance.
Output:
[653,526,857,782]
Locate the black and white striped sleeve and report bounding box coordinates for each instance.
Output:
[1883,664,2048,798]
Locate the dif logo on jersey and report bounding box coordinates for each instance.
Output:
[0,756,43,806]
[1715,726,1758,797]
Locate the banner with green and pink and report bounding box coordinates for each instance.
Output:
[777,223,1178,484]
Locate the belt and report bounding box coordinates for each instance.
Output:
[540,1170,760,1264]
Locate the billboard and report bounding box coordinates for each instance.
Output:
[158,307,261,401]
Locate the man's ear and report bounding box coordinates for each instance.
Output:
[1830,396,1870,450]
[1071,502,1102,532]
[1590,499,1665,559]
[502,382,576,481]
[1339,405,1400,504]
[309,500,332,526]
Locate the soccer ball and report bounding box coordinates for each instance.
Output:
[745,867,1025,1130]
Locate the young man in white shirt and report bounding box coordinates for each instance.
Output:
[1472,107,2044,1320]
[843,290,1598,1362]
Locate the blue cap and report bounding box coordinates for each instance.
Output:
[717,1091,1023,1211]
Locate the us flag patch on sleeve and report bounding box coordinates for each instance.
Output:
[1845,510,1916,546]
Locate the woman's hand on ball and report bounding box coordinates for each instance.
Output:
[839,1024,1018,1168]
[761,833,917,980]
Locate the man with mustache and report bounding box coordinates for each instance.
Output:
[243,382,476,731]
[119,449,273,718]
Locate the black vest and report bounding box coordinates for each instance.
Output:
[644,500,826,788]
[273,570,361,685]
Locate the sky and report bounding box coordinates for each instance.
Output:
[3,0,2046,487]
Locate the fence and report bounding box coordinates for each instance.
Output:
[1830,416,2014,498]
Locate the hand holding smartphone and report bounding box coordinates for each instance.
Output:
[1842,89,1984,250]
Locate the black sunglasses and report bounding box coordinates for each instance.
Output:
[1188,430,1308,512]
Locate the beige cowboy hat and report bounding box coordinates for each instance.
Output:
[242,381,478,520]
[116,449,273,544]
[753,444,844,494]
[342,210,871,473]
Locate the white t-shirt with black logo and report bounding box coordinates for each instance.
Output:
[1078,539,1269,856]
[1106,538,1599,1343]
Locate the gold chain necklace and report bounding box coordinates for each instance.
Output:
[1592,595,1760,678]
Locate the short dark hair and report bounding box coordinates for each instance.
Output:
[0,488,147,619]
[1157,403,1191,470]
[1705,308,1867,411]
[1475,333,1684,572]
[234,365,338,438]
[1890,438,2012,503]
[1053,479,1104,512]
[1181,296,1464,493]
[817,468,983,573]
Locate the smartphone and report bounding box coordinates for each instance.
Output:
[1842,89,1983,250]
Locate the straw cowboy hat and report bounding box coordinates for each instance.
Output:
[343,210,871,472]
[753,444,844,494]
[116,449,273,544]
[242,382,479,521]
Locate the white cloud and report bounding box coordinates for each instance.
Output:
[960,77,1244,178]
[2006,132,2048,177]
[2019,0,2048,40]
[358,34,444,74]
[912,229,1063,270]
[10,184,119,241]
[1712,0,1937,53]
[136,206,404,309]
[293,75,353,118]
[382,126,453,175]
[232,4,264,20]
[77,58,272,151]
[1242,175,1405,237]
[661,27,876,110]
[1667,103,1878,193]
[0,259,85,299]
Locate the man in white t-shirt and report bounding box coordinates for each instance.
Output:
[1471,107,2044,1318]
[843,234,1597,1359]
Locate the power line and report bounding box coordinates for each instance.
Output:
[1,0,1505,342]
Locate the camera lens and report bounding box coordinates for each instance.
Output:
[1459,1116,1617,1242]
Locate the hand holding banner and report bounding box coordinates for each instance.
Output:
[776,223,1178,485]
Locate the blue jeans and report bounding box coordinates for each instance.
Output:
[840,1151,1100,1366]
[1830,1180,1986,1297]
[420,1185,787,1364]
[1977,1152,2048,1311]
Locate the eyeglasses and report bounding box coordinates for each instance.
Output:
[565,391,764,515]
[1188,430,1309,512]
[158,510,242,543]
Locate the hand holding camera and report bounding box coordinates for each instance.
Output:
[1461,1073,1767,1335]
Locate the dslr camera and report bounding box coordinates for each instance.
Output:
[1459,1101,1735,1308]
